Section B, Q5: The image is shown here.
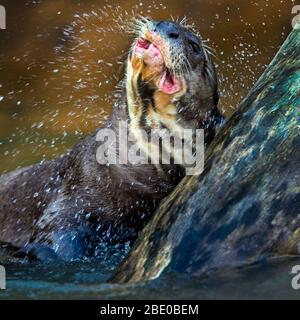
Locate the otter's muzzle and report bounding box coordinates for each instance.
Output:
[153,21,181,41]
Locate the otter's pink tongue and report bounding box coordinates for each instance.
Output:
[159,70,181,95]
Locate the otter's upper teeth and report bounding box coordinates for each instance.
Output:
[136,38,151,50]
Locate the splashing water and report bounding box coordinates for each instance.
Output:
[0,0,291,173]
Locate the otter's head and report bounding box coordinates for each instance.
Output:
[126,17,219,133]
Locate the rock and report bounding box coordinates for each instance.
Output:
[111,29,300,283]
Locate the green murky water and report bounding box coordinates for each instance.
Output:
[0,257,299,299]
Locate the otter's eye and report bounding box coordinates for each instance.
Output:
[189,41,201,54]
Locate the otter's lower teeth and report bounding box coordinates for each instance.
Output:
[165,70,175,86]
[159,69,181,94]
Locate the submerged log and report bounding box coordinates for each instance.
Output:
[111,29,300,283]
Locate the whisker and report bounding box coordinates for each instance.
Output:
[124,16,152,37]
[204,48,217,59]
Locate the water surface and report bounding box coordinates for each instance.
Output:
[1,257,300,299]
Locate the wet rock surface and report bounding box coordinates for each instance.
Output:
[112,29,300,283]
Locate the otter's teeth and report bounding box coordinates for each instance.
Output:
[136,38,151,50]
[143,43,164,66]
[159,69,181,95]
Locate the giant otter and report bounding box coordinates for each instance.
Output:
[0,18,222,261]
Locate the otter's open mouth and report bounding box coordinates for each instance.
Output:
[134,37,181,95]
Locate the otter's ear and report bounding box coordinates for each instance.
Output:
[211,88,224,127]
[208,89,224,132]
[213,89,219,108]
[211,104,225,127]
[204,105,224,146]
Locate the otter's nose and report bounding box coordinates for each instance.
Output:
[154,21,180,40]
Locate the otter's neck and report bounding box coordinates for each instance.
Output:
[125,61,189,132]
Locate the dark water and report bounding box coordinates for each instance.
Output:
[1,257,300,299]
[0,0,299,299]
